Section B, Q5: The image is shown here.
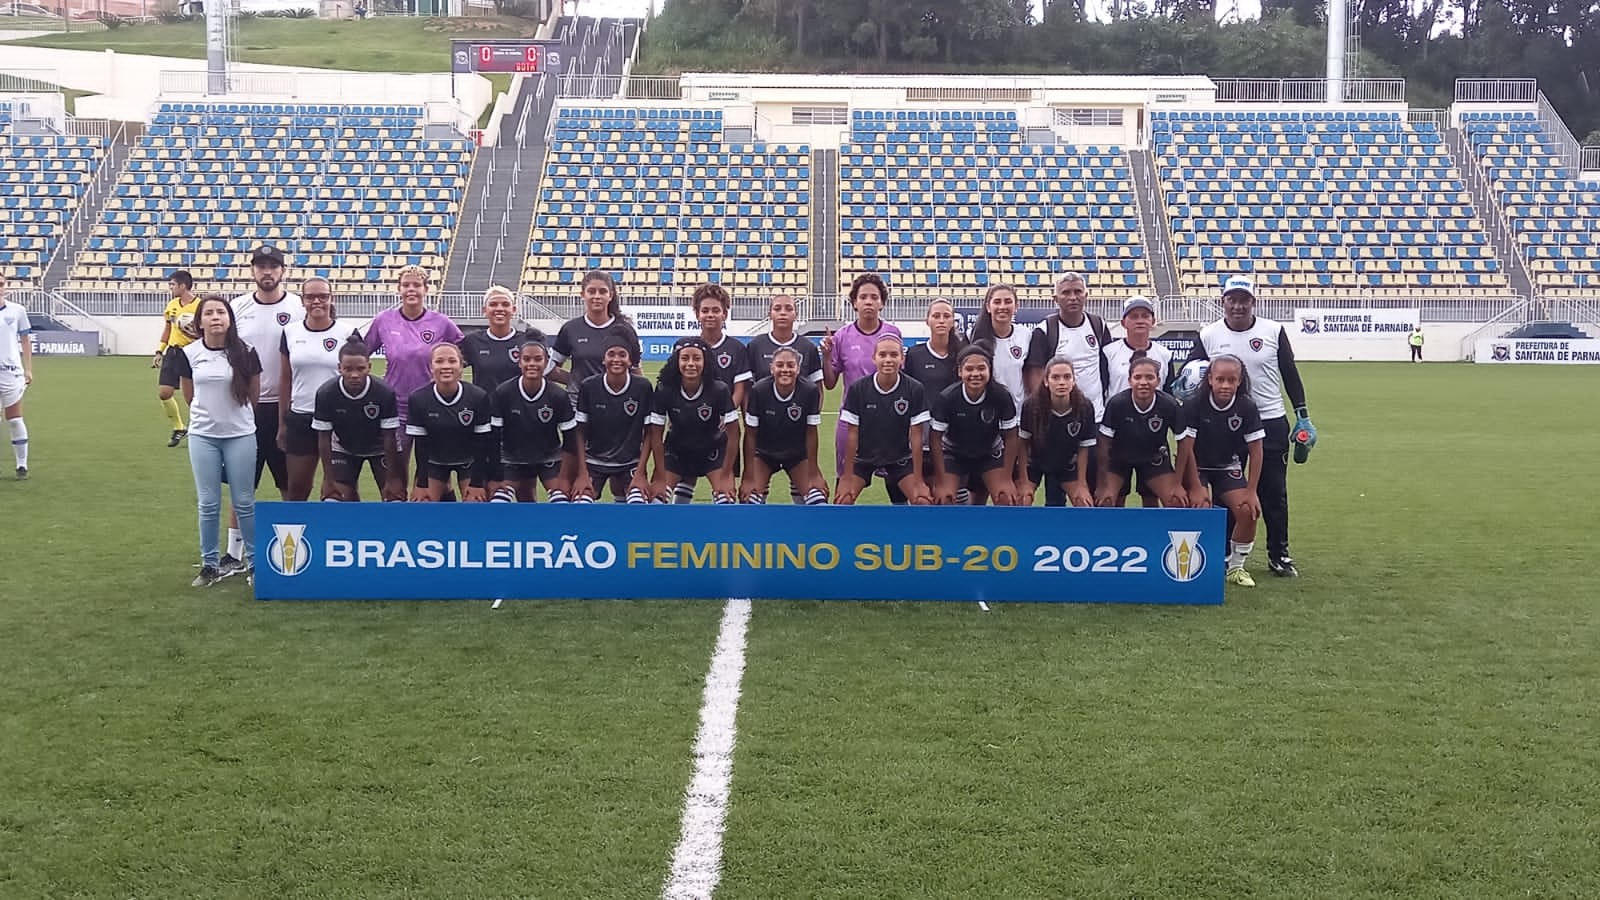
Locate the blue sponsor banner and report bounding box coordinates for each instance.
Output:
[254,503,1224,604]
[29,330,99,356]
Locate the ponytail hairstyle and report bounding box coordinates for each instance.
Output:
[581,270,630,327]
[1128,355,1164,390]
[1024,356,1094,457]
[957,339,994,368]
[660,336,711,393]
[1195,354,1250,408]
[969,283,1017,344]
[339,334,372,360]
[925,298,967,354]
[519,338,549,369]
[195,294,256,407]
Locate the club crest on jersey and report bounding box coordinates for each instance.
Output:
[1086,334,1098,348]
[981,408,996,424]
[623,399,639,416]
[893,398,909,415]
[323,337,338,352]
[1010,344,1023,359]
[1148,416,1163,432]
[1228,467,1243,480]
[1228,414,1242,431]
[1249,337,1264,352]
[717,352,732,369]
[509,347,521,362]
[537,406,553,423]
[1067,421,1081,437]
[363,402,380,420]
[276,312,291,326]
[697,404,713,422]
[421,330,436,344]
[787,404,802,422]
[458,409,474,426]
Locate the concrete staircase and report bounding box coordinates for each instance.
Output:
[42,121,131,291]
[809,148,839,320]
[1128,148,1180,300]
[1446,126,1534,299]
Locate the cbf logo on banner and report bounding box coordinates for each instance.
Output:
[254,504,1225,604]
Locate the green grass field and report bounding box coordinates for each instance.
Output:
[4,357,1600,897]
[13,16,536,73]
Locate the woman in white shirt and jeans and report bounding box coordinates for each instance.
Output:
[174,295,264,587]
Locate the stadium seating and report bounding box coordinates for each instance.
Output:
[1461,111,1600,297]
[0,104,105,287]
[1153,110,1507,298]
[839,110,1151,299]
[523,107,810,294]
[64,102,470,294]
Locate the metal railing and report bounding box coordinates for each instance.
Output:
[1583,147,1600,172]
[1454,79,1539,103]
[1212,78,1406,103]
[1546,297,1600,325]
[559,74,680,100]
[1458,299,1533,358]
[156,70,457,106]
[0,70,62,93]
[1536,90,1584,176]
[1407,108,1449,131]
[1451,125,1529,290]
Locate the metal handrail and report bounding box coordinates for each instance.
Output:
[1453,79,1539,103]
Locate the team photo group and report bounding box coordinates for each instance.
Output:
[120,245,1320,588]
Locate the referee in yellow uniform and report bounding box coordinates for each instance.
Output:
[154,270,201,447]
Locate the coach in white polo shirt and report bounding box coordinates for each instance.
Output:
[1186,275,1313,578]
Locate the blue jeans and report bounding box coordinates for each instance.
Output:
[189,433,257,568]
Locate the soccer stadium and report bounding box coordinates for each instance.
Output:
[2,0,1598,895]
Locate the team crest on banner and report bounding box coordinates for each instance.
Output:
[1249,337,1264,352]
[363,402,380,420]
[1491,344,1511,361]
[1301,318,1320,335]
[697,404,712,422]
[893,398,909,415]
[1162,530,1206,583]
[787,404,801,422]
[458,409,474,426]
[1149,416,1163,432]
[537,406,553,423]
[421,330,436,343]
[717,352,732,369]
[267,523,311,577]
[323,337,338,352]
[1227,414,1242,431]
[623,399,639,416]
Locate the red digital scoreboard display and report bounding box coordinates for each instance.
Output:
[451,41,563,75]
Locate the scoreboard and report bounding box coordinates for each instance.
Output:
[450,40,566,75]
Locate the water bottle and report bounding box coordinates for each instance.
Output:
[1293,427,1313,464]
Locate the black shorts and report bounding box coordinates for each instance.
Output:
[1198,466,1249,496]
[329,452,391,490]
[425,461,476,484]
[586,461,637,483]
[1027,464,1081,486]
[502,459,563,482]
[853,458,916,486]
[942,450,1005,478]
[1110,446,1175,486]
[754,450,807,476]
[254,401,287,490]
[158,346,186,389]
[282,411,318,457]
[664,442,726,480]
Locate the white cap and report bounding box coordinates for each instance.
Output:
[1121,295,1156,317]
[1222,275,1257,298]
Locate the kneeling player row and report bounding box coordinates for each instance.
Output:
[311,331,1267,519]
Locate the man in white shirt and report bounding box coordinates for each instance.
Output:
[1187,275,1314,578]
[1104,296,1174,398]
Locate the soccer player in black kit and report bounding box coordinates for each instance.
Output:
[740,346,826,505]
[1096,356,1188,508]
[312,337,405,501]
[548,271,642,389]
[405,343,494,502]
[1019,356,1097,508]
[905,298,965,503]
[928,342,1021,506]
[573,331,653,504]
[461,285,547,388]
[647,337,740,504]
[746,294,822,385]
[1176,354,1266,587]
[489,340,578,503]
[835,334,932,506]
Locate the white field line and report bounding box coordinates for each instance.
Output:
[661,597,753,900]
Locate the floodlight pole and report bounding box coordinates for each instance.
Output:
[204,0,230,96]
[1326,0,1347,102]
